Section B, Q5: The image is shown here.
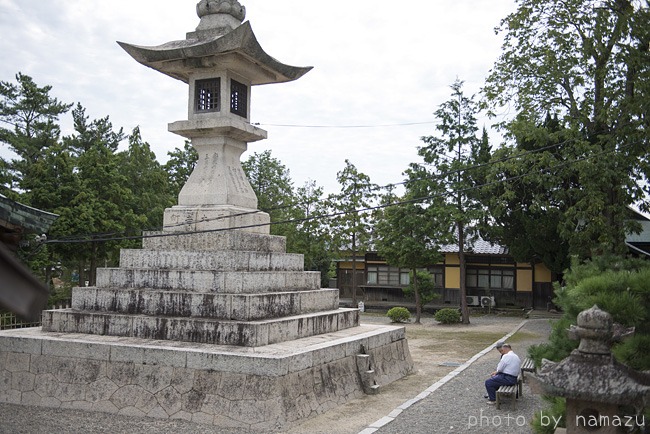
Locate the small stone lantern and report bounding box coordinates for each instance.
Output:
[529,305,650,433]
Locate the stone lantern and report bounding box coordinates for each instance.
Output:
[119,0,312,235]
[0,2,414,429]
[529,305,650,433]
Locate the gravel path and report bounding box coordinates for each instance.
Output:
[0,319,552,434]
[369,319,552,434]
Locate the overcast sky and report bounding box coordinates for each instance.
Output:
[0,0,517,195]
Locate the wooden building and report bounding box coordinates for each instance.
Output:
[335,237,556,310]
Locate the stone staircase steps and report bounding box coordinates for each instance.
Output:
[119,249,305,272]
[95,268,321,293]
[71,287,339,321]
[41,308,359,347]
[142,231,287,252]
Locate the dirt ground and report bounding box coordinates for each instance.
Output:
[286,312,530,434]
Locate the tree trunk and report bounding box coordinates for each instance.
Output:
[458,221,470,324]
[413,268,421,324]
[78,260,85,287]
[89,241,97,287]
[44,249,54,292]
[351,232,357,305]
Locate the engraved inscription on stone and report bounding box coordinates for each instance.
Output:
[228,166,249,194]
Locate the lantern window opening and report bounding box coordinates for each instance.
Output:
[195,78,221,112]
[230,79,248,118]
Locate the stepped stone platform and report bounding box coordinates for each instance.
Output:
[0,230,414,430]
[0,323,412,430]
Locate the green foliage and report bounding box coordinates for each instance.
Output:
[531,396,566,434]
[291,180,333,287]
[413,79,490,323]
[119,127,175,231]
[434,308,461,324]
[1,73,197,288]
[164,140,197,199]
[528,317,578,366]
[47,284,72,308]
[399,270,441,323]
[386,307,411,323]
[373,189,446,323]
[530,255,650,428]
[242,151,333,286]
[242,149,295,229]
[481,115,573,274]
[403,271,440,305]
[483,0,650,260]
[328,160,377,303]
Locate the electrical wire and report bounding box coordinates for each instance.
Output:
[252,121,438,129]
[42,139,639,246]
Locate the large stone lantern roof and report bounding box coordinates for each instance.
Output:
[117,1,311,85]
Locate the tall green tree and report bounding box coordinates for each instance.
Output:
[119,127,175,232]
[0,73,72,196]
[58,105,138,285]
[418,79,490,324]
[292,180,333,286]
[483,0,650,259]
[482,114,573,275]
[242,150,296,238]
[373,190,447,323]
[164,140,197,200]
[328,160,377,304]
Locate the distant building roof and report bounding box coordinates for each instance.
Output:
[0,193,58,235]
[439,237,509,255]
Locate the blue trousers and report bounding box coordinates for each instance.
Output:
[485,373,517,401]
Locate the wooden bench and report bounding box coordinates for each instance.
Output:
[496,373,523,410]
[521,357,535,382]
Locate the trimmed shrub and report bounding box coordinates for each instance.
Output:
[386,307,411,323]
[435,308,461,324]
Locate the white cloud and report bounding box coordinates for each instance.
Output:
[1,0,516,194]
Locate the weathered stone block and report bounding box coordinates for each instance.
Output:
[141,231,286,253]
[119,249,304,273]
[300,289,338,313]
[42,339,110,361]
[34,373,59,398]
[12,371,35,392]
[0,335,41,355]
[106,362,136,387]
[5,352,30,372]
[55,359,103,384]
[166,368,192,394]
[55,382,86,402]
[86,377,119,402]
[21,390,41,405]
[156,386,183,416]
[110,384,157,413]
[137,365,173,394]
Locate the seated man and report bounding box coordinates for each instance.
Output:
[484,341,521,404]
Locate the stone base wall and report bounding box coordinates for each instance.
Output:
[0,326,413,431]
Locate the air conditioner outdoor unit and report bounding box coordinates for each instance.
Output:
[466,296,480,306]
[481,296,496,308]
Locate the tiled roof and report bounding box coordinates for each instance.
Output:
[439,237,508,255]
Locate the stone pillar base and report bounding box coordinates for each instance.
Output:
[163,205,270,235]
[0,324,414,431]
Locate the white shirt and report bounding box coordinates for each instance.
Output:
[496,351,521,377]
